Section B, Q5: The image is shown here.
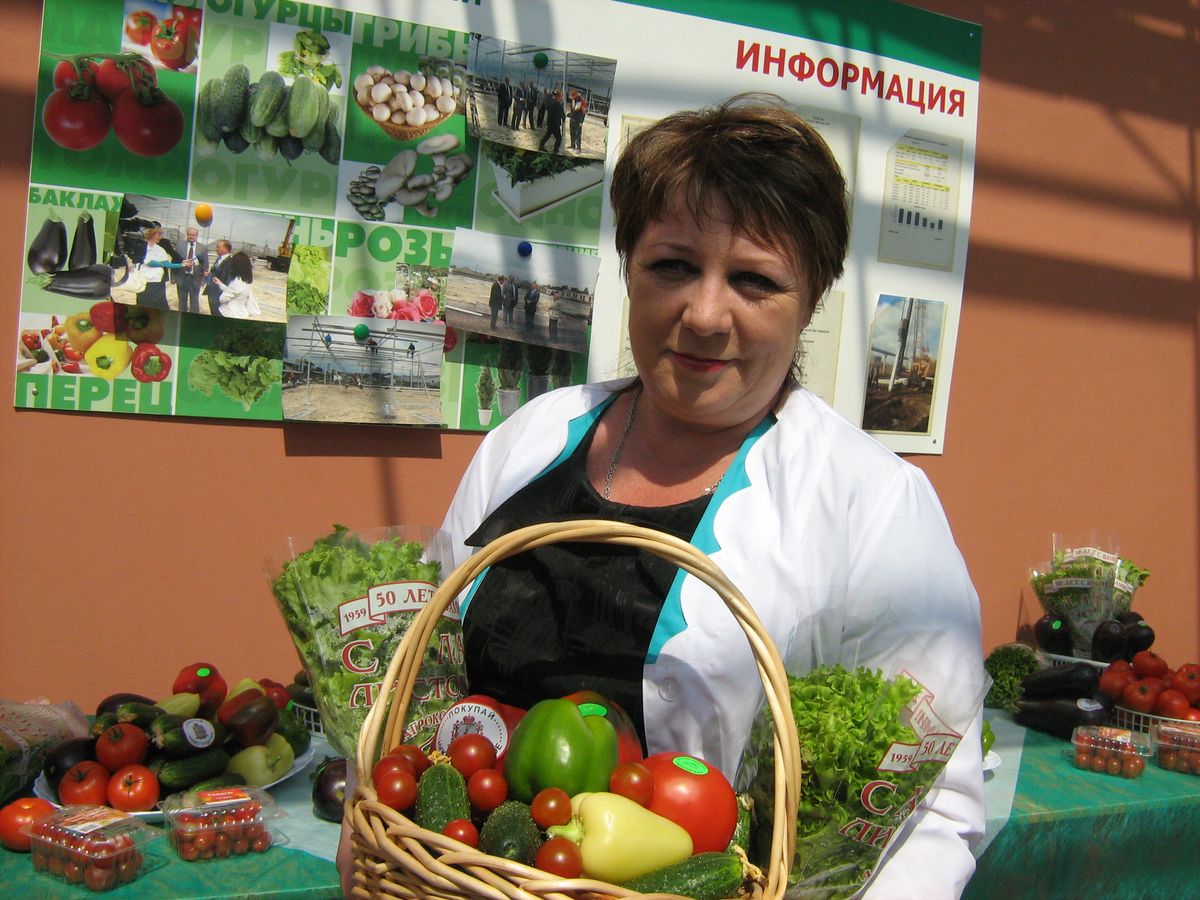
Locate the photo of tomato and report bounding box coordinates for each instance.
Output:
[94,56,157,105]
[41,84,112,151]
[124,9,157,45]
[150,15,198,70]
[111,89,184,157]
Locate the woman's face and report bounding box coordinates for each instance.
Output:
[627,199,811,433]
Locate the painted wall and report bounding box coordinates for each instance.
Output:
[1,0,1197,711]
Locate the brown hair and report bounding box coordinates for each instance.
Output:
[610,93,849,310]
[229,251,254,283]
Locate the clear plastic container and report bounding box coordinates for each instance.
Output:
[25,805,161,892]
[160,785,287,861]
[1150,722,1200,776]
[1071,724,1152,778]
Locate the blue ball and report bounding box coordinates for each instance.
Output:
[517,240,533,257]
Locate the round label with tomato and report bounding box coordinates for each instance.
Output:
[435,699,510,758]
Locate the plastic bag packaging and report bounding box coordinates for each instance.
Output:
[268,525,466,757]
[736,644,985,899]
[0,699,89,804]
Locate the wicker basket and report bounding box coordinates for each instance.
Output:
[348,519,801,900]
[356,98,447,142]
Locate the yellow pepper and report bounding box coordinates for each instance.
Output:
[546,792,693,883]
[63,311,102,354]
[83,333,133,380]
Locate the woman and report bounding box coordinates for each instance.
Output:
[209,251,261,319]
[339,95,984,897]
[136,226,179,309]
[567,90,587,150]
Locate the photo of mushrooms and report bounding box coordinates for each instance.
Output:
[338,132,475,223]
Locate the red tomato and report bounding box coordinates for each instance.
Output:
[173,6,204,36]
[107,765,160,812]
[150,17,199,70]
[111,89,183,157]
[371,755,413,786]
[1139,676,1168,696]
[1132,650,1168,678]
[95,723,149,771]
[534,835,583,878]
[609,760,654,806]
[642,752,737,853]
[41,85,111,151]
[373,766,417,812]
[529,787,572,828]
[85,864,117,891]
[447,734,497,781]
[442,818,478,847]
[1099,666,1136,701]
[0,797,55,852]
[52,59,97,90]
[384,744,431,779]
[124,9,158,45]
[94,57,157,104]
[1122,679,1159,714]
[466,769,507,813]
[1107,659,1133,673]
[1154,689,1192,720]
[59,760,111,806]
[1170,668,1200,704]
[1184,708,1200,723]
[1122,754,1145,778]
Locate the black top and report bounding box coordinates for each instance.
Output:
[463,414,712,748]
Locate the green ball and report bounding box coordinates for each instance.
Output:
[533,52,548,70]
[353,323,370,343]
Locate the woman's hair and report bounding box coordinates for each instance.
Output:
[144,227,162,240]
[229,251,254,283]
[610,93,849,311]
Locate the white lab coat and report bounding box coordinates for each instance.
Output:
[442,379,985,898]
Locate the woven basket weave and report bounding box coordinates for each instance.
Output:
[348,520,800,900]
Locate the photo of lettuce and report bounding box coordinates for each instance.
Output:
[187,322,284,411]
[285,245,331,316]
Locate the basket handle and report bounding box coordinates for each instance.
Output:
[355,519,800,898]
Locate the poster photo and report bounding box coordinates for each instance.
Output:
[862,294,946,436]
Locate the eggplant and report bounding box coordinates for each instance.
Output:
[1090,619,1128,662]
[1033,614,1072,655]
[1115,610,1143,626]
[1124,619,1155,656]
[68,212,97,270]
[27,213,69,274]
[96,692,156,717]
[1014,697,1108,740]
[43,736,97,792]
[39,263,117,299]
[312,756,348,822]
[1020,662,1100,700]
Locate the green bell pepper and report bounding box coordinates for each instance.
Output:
[503,697,619,802]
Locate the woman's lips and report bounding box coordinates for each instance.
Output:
[672,351,729,373]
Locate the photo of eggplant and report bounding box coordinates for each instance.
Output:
[27,213,68,274]
[35,259,130,300]
[67,212,97,271]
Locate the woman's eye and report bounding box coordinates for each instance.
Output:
[646,258,696,277]
[733,272,783,294]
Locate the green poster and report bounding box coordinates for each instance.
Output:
[331,220,453,312]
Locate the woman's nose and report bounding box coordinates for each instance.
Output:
[681,275,733,335]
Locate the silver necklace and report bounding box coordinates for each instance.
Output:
[603,389,722,500]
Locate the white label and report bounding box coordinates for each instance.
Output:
[434,701,509,755]
[182,718,216,749]
[337,580,450,637]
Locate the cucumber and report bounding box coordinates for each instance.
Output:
[302,104,332,153]
[477,801,540,865]
[157,747,231,793]
[196,79,223,142]
[239,86,266,144]
[412,763,468,833]
[621,851,746,900]
[249,70,287,128]
[223,130,251,155]
[90,712,118,737]
[319,112,342,166]
[287,74,326,139]
[189,773,247,792]
[114,701,164,729]
[726,793,752,851]
[194,132,220,158]
[254,134,278,162]
[214,63,251,134]
[265,89,292,138]
[152,715,224,759]
[277,135,304,162]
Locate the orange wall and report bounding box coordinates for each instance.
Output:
[2,1,1197,712]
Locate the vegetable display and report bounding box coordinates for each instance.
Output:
[186,321,282,410]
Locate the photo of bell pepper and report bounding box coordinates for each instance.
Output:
[546,791,693,883]
[130,342,172,382]
[172,662,227,718]
[222,692,280,746]
[123,305,165,344]
[226,733,295,786]
[63,311,101,354]
[83,333,133,380]
[563,690,644,763]
[88,301,127,335]
[503,697,618,802]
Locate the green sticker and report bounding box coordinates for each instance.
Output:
[1051,621,1063,631]
[578,702,607,718]
[672,756,708,776]
[197,667,212,678]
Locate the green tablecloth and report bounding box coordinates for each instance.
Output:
[0,737,342,898]
[967,711,1200,898]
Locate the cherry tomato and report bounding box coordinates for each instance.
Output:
[124,9,158,45]
[95,723,149,771]
[94,57,157,104]
[609,760,654,806]
[59,760,111,806]
[534,836,583,878]
[1074,751,1091,770]
[441,818,478,848]
[447,734,496,781]
[107,764,160,812]
[1122,754,1145,778]
[642,752,738,853]
[85,863,117,891]
[0,797,55,852]
[111,89,183,157]
[52,59,97,90]
[373,767,417,812]
[466,769,507,813]
[42,85,111,151]
[530,787,572,829]
[384,744,431,779]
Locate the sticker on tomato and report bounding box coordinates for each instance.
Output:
[435,696,512,762]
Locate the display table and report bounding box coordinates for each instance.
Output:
[0,737,342,899]
[967,710,1200,898]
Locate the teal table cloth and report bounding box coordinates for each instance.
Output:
[967,711,1200,898]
